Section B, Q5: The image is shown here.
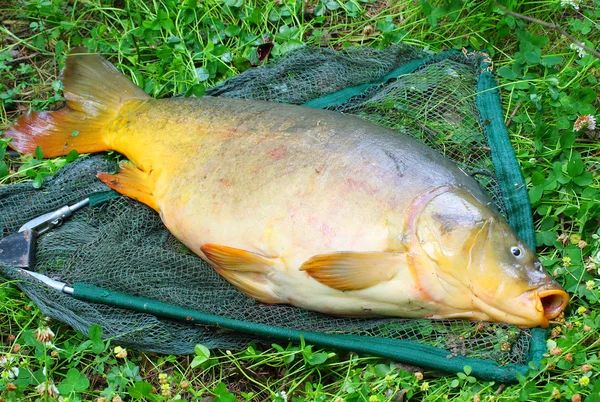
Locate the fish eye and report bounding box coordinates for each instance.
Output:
[510,246,523,257]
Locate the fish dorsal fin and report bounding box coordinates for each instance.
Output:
[200,244,277,273]
[4,47,150,157]
[300,252,404,291]
[200,244,282,304]
[62,47,150,112]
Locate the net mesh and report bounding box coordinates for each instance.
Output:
[0,45,533,367]
[331,55,503,209]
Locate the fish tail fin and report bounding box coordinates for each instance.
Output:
[3,47,150,157]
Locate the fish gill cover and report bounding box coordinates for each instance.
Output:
[0,45,541,381]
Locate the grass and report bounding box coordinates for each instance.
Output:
[1,0,599,400]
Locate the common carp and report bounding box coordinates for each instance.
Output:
[4,49,569,327]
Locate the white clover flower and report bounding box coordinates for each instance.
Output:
[561,0,580,10]
[35,382,60,397]
[569,42,587,58]
[35,327,55,343]
[274,390,288,401]
[0,354,19,379]
[1,366,19,379]
[574,115,596,132]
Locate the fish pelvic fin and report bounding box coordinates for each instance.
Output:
[97,162,158,211]
[212,266,283,304]
[200,244,277,273]
[300,252,404,291]
[3,47,150,157]
[200,244,283,304]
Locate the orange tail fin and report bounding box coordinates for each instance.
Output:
[3,48,149,157]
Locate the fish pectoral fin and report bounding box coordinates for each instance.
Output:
[300,252,404,291]
[200,244,277,273]
[201,244,282,304]
[96,163,158,211]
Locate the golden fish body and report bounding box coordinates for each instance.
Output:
[113,97,484,318]
[4,50,569,327]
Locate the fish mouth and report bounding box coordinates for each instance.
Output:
[465,287,570,328]
[538,288,570,322]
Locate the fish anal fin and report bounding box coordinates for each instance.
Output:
[200,244,277,273]
[300,252,404,291]
[96,163,158,211]
[201,244,282,304]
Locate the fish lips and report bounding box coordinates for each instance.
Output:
[537,287,570,321]
[469,284,569,328]
[513,286,570,328]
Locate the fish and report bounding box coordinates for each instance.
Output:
[3,48,569,328]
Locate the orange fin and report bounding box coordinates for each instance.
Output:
[200,244,277,272]
[212,267,282,304]
[97,163,158,211]
[300,252,404,291]
[201,244,282,303]
[3,47,149,157]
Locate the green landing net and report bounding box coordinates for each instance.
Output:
[0,45,544,382]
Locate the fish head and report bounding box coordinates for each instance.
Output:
[415,187,569,327]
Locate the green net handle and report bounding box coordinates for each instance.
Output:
[88,190,120,207]
[72,282,528,382]
[475,69,546,364]
[475,72,535,248]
